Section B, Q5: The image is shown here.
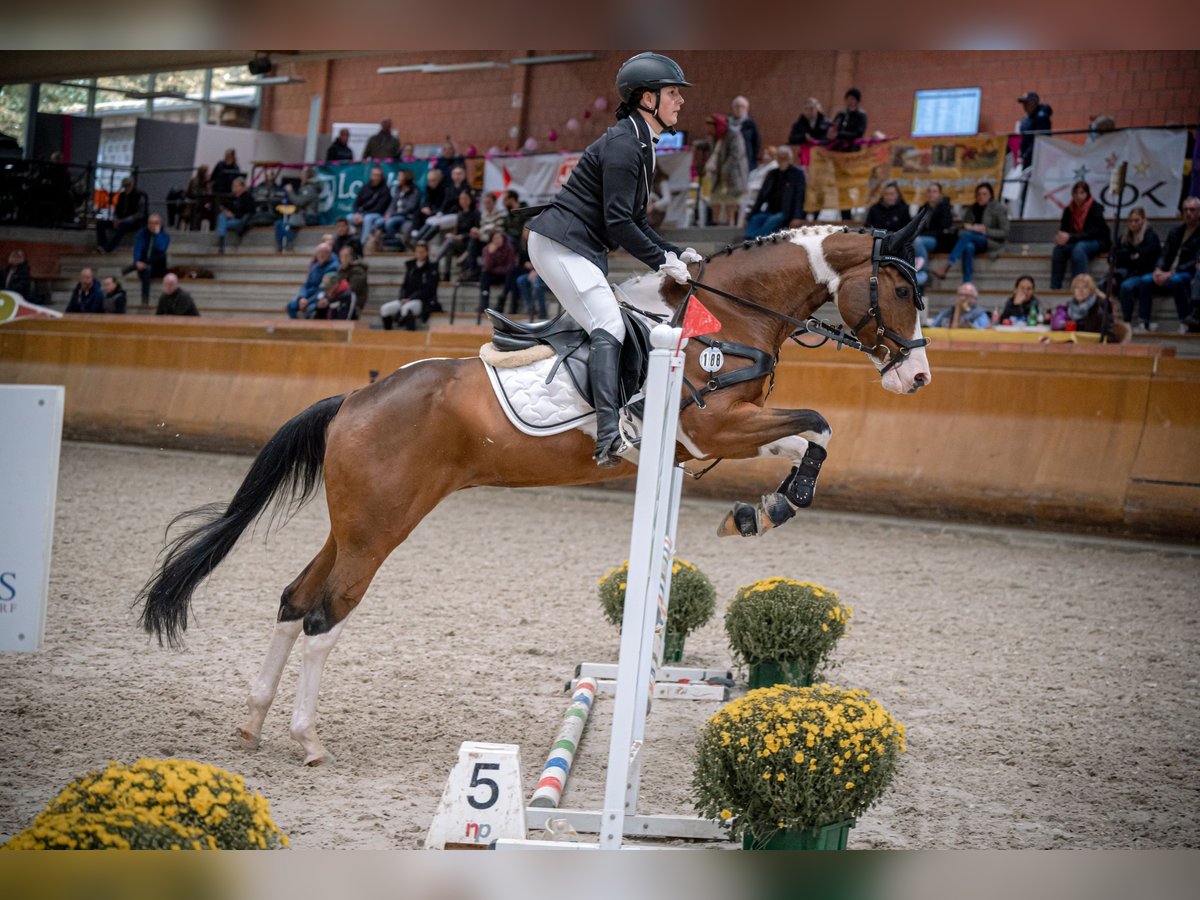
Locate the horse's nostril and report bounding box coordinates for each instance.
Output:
[913,372,928,386]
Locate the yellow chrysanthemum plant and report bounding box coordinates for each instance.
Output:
[597,558,716,662]
[693,684,906,849]
[2,758,288,850]
[725,578,851,688]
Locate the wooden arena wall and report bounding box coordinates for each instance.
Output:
[2,318,1197,541]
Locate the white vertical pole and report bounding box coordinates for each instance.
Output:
[599,324,685,850]
[304,94,323,163]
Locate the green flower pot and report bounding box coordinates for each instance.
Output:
[747,660,813,689]
[663,631,685,663]
[742,818,855,850]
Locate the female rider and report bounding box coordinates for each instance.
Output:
[528,52,701,467]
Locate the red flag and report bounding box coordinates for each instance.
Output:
[680,295,721,339]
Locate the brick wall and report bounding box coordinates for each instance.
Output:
[262,51,1200,157]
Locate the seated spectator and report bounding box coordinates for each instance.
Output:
[331,217,364,259]
[326,128,354,163]
[352,166,392,249]
[912,182,956,285]
[337,244,369,318]
[828,89,868,220]
[476,192,508,245]
[128,213,169,306]
[1017,92,1053,170]
[211,148,243,198]
[788,97,830,148]
[275,166,322,252]
[155,272,199,316]
[728,96,760,182]
[702,113,748,227]
[362,118,401,161]
[184,165,214,231]
[310,272,356,320]
[2,248,32,299]
[1120,196,1200,332]
[65,267,104,313]
[1050,180,1109,289]
[379,241,440,330]
[932,182,1009,284]
[400,142,415,160]
[1114,207,1162,330]
[1060,274,1126,341]
[436,189,481,281]
[932,283,990,329]
[216,177,255,254]
[100,275,127,315]
[412,168,447,239]
[742,145,777,224]
[998,275,1041,325]
[414,165,471,245]
[96,177,148,253]
[433,140,466,182]
[478,231,517,315]
[286,243,339,318]
[382,170,422,249]
[865,181,912,233]
[502,190,525,246]
[499,226,534,314]
[744,145,806,239]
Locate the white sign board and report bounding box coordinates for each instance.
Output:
[0,385,64,652]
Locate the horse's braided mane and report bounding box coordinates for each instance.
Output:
[702,224,871,263]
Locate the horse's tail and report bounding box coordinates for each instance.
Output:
[136,395,346,647]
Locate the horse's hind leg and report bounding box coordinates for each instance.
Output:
[290,613,350,766]
[238,534,337,750]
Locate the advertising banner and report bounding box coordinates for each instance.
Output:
[314,161,430,226]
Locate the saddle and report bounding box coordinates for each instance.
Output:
[486,306,652,411]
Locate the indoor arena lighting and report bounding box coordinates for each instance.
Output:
[509,53,596,65]
[226,76,306,87]
[377,61,508,75]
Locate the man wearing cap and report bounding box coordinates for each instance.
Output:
[1017,92,1054,169]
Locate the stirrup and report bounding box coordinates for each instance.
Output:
[594,434,630,468]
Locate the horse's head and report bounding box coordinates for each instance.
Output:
[826,212,932,394]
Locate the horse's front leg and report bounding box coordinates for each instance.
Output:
[684,404,831,538]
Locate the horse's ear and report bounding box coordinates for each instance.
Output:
[882,208,926,258]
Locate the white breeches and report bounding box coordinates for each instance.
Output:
[380,298,422,319]
[528,231,625,341]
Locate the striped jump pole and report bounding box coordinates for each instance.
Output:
[530,677,597,808]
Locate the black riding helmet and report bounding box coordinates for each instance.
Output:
[615,52,691,135]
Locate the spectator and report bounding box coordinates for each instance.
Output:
[931,282,990,328]
[400,142,415,159]
[744,145,806,239]
[788,97,830,147]
[275,166,322,253]
[912,182,956,285]
[310,272,356,320]
[211,148,243,198]
[477,192,508,244]
[362,118,401,161]
[326,128,354,163]
[1185,271,1200,333]
[865,181,912,233]
[351,166,392,250]
[433,140,466,182]
[1,248,32,299]
[1087,114,1116,143]
[647,166,672,230]
[1114,208,1163,330]
[499,226,534,313]
[100,275,127,315]
[742,145,778,222]
[411,167,447,240]
[379,241,440,330]
[129,213,169,305]
[435,189,482,281]
[331,217,364,259]
[932,182,1009,284]
[382,170,422,249]
[286,243,339,318]
[337,244,369,317]
[1062,273,1124,340]
[1123,196,1200,331]
[216,177,255,254]
[65,267,103,313]
[702,113,748,227]
[828,88,867,220]
[1017,92,1053,170]
[155,273,199,316]
[478,231,517,315]
[96,177,148,253]
[728,96,760,181]
[32,151,76,227]
[414,165,471,244]
[184,165,214,231]
[998,275,1041,325]
[502,190,525,245]
[1050,180,1110,289]
[517,266,549,321]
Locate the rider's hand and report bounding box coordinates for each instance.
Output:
[659,252,691,285]
[679,247,703,264]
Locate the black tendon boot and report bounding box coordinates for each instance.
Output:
[780,442,828,508]
[588,328,626,467]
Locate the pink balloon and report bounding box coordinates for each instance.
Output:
[485,145,501,158]
[465,144,477,157]
[523,136,538,153]
[566,118,580,132]
[583,109,591,119]
[593,96,607,111]
[546,129,558,142]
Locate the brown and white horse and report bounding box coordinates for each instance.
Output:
[137,219,931,764]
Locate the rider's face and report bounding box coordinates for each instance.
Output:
[657,86,685,128]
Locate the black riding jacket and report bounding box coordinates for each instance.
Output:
[530,115,679,274]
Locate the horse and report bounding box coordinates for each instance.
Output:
[137,215,931,765]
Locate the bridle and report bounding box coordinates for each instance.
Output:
[678,228,928,377]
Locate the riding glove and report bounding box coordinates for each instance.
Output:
[680,247,704,264]
[659,251,691,285]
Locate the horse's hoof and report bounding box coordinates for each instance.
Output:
[717,502,759,537]
[304,751,334,767]
[236,727,261,751]
[761,493,796,528]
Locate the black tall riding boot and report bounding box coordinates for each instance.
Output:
[588,328,626,467]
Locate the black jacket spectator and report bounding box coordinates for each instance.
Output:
[66,280,104,313]
[866,198,913,233]
[225,190,257,221]
[788,113,830,146]
[333,233,364,259]
[112,188,148,224]
[103,286,128,315]
[1057,201,1111,253]
[1019,103,1053,168]
[362,130,401,161]
[400,257,440,309]
[1113,226,1161,279]
[829,109,867,150]
[211,160,243,196]
[1157,222,1200,275]
[156,287,199,316]
[530,116,680,274]
[1,259,32,298]
[747,165,807,224]
[353,181,391,216]
[736,118,761,175]
[434,154,466,183]
[918,197,956,250]
[326,138,354,163]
